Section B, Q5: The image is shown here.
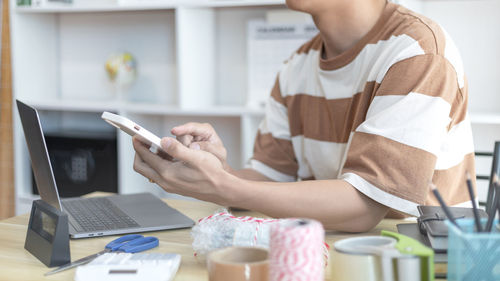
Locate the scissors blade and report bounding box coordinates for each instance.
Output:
[44,249,109,276]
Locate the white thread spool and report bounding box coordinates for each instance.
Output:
[269,218,325,281]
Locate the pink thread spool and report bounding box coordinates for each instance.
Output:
[269,218,325,281]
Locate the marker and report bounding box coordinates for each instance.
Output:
[485,173,499,232]
[466,171,482,232]
[494,174,500,231]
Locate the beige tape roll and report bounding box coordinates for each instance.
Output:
[207,246,269,281]
[330,249,381,281]
[329,236,396,281]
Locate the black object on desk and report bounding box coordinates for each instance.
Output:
[24,200,71,267]
[416,206,489,252]
[397,223,448,279]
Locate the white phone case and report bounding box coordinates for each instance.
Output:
[101,112,163,154]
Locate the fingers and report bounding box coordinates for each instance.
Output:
[191,141,226,162]
[133,137,171,169]
[133,135,201,179]
[171,122,215,141]
[157,149,174,161]
[160,137,200,164]
[176,134,194,147]
[133,153,163,185]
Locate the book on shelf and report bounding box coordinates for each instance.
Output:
[17,0,32,6]
[117,0,180,6]
[31,0,73,6]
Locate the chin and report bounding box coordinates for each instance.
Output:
[285,0,307,12]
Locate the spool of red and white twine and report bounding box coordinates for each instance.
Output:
[269,218,325,281]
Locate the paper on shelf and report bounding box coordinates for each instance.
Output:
[246,19,317,108]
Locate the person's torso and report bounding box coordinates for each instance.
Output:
[277,2,471,190]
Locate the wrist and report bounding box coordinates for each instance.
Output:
[217,172,250,208]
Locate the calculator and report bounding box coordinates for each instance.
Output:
[74,252,181,281]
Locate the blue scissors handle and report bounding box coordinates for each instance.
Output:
[106,234,143,251]
[106,234,159,253]
[118,236,159,253]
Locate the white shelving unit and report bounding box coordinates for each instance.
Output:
[15,0,285,13]
[10,0,284,214]
[10,0,500,214]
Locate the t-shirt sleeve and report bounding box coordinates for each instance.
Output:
[340,54,468,216]
[246,75,298,182]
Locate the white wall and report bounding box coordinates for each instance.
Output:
[397,0,500,114]
[397,0,500,203]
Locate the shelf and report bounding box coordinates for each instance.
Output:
[470,112,500,125]
[31,100,500,122]
[16,2,176,13]
[28,100,500,126]
[10,0,282,215]
[125,103,265,117]
[17,192,41,203]
[29,99,120,112]
[26,99,265,117]
[15,0,285,13]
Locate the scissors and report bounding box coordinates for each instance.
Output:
[45,234,159,276]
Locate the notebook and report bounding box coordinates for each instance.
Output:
[416,205,488,252]
[17,100,194,238]
[397,223,448,278]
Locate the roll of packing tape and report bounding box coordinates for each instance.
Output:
[207,246,269,281]
[270,218,325,281]
[330,236,396,281]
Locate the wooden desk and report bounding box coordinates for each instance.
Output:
[0,197,412,281]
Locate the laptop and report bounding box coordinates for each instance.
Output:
[16,100,194,238]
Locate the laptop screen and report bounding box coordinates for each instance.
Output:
[16,100,62,211]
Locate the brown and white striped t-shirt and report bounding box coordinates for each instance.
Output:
[247,2,475,216]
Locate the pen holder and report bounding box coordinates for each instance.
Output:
[446,219,500,281]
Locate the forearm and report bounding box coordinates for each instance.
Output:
[222,175,389,232]
[138,132,387,232]
[230,168,273,181]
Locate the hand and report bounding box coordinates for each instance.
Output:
[171,123,232,172]
[132,136,231,205]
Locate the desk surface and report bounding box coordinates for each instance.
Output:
[0,196,412,281]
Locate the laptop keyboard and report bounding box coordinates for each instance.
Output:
[62,197,140,232]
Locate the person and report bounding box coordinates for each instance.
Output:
[132,0,475,232]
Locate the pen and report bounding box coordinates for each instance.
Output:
[466,171,482,232]
[485,173,499,232]
[430,182,459,228]
[495,175,500,231]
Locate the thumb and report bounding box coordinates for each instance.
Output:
[161,137,198,163]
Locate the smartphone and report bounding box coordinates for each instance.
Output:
[101,112,164,154]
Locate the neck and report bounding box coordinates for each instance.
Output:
[312,0,387,59]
